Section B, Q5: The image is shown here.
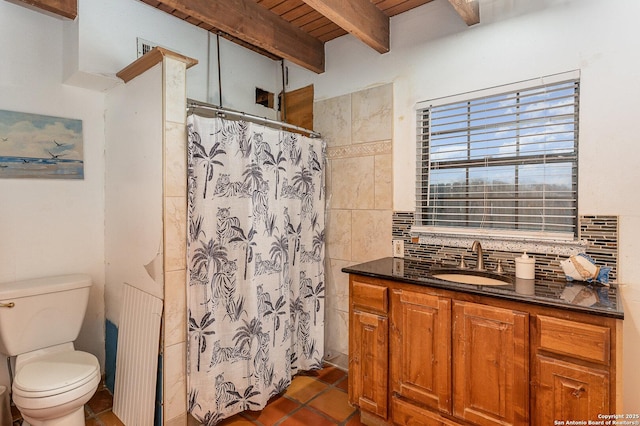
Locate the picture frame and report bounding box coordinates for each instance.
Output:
[0,109,84,179]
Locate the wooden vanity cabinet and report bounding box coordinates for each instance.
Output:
[531,316,613,425]
[349,278,389,420]
[348,273,621,426]
[390,289,451,415]
[389,291,528,426]
[452,301,529,426]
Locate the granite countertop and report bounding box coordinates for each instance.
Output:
[342,257,623,319]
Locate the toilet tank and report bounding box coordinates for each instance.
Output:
[0,274,92,357]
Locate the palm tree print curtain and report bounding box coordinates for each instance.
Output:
[186,114,325,425]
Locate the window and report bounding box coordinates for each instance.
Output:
[416,73,579,240]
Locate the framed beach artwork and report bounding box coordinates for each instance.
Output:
[0,109,84,179]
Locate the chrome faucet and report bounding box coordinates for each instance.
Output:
[471,240,485,271]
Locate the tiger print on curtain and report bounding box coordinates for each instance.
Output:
[186,113,326,425]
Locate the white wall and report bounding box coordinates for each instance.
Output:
[65,0,283,117]
[0,1,106,387]
[294,0,640,410]
[104,64,164,325]
[217,36,284,118]
[66,0,206,94]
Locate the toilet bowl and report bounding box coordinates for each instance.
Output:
[12,345,100,426]
[0,274,100,426]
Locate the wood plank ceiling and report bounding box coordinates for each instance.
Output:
[141,0,480,73]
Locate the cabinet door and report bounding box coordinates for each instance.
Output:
[533,355,609,425]
[391,289,451,414]
[350,310,388,418]
[453,301,529,426]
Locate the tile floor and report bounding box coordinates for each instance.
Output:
[218,365,362,426]
[10,364,360,426]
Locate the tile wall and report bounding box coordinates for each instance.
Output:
[314,83,394,370]
[162,56,189,426]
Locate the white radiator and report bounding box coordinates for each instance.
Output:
[113,283,163,426]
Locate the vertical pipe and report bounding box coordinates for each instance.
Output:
[280,60,286,122]
[206,32,211,104]
[217,34,223,107]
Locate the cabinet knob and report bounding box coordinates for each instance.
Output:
[571,386,586,398]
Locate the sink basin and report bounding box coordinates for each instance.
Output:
[430,269,512,286]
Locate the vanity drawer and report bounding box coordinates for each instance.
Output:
[352,280,388,314]
[537,315,610,365]
[392,396,458,426]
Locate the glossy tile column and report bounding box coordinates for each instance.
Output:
[314,84,394,369]
[162,56,186,426]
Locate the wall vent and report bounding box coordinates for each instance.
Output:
[256,87,275,109]
[136,38,157,58]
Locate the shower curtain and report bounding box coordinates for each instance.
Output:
[186,113,326,425]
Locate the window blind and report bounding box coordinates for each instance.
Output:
[416,77,579,238]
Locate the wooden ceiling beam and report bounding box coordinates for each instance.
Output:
[301,0,390,54]
[447,0,480,26]
[155,0,325,73]
[11,0,77,19]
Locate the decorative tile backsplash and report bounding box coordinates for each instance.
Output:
[579,215,618,282]
[393,212,618,286]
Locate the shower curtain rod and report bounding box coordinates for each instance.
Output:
[187,99,321,138]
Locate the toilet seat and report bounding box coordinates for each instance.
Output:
[12,350,100,410]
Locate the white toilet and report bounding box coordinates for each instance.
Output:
[0,274,100,426]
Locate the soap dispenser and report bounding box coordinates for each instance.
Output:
[515,252,535,279]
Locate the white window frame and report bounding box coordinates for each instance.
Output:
[414,71,580,241]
